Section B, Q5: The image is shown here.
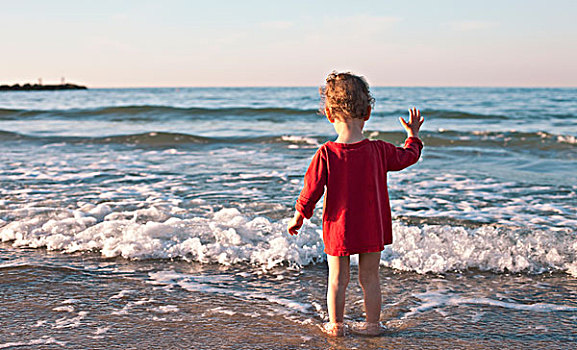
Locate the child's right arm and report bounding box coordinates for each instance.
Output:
[287,148,327,235]
[287,211,305,236]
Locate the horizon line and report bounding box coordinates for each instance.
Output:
[2,82,576,89]
[87,84,577,89]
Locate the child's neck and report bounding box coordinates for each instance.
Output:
[333,118,366,144]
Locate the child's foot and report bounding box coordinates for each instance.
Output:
[319,322,345,337]
[350,322,386,336]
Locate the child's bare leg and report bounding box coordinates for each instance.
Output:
[358,252,381,323]
[326,254,350,324]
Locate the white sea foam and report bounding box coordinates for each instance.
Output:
[383,223,577,275]
[280,135,319,146]
[0,337,67,349]
[153,305,179,313]
[61,299,80,304]
[470,311,485,323]
[405,289,577,319]
[94,326,110,335]
[52,305,75,313]
[110,289,136,299]
[149,270,312,315]
[110,298,156,316]
[204,307,236,316]
[32,320,48,327]
[53,311,88,329]
[1,203,575,276]
[0,205,324,269]
[557,134,577,144]
[388,172,577,230]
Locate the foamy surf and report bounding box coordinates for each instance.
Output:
[1,203,575,276]
[0,337,67,349]
[0,205,325,269]
[148,270,314,317]
[403,289,577,319]
[384,223,577,276]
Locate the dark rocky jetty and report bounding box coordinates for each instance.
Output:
[0,83,87,91]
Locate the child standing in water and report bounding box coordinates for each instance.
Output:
[287,72,424,337]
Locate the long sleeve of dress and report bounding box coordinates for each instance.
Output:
[295,148,327,219]
[385,137,423,171]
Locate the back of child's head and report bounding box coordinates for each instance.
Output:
[320,71,374,120]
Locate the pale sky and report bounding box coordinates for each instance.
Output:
[1,0,576,87]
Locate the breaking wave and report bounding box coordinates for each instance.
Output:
[0,205,575,276]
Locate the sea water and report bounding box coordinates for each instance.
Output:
[0,87,576,349]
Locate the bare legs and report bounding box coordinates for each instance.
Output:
[326,254,350,324]
[326,252,382,326]
[358,252,382,323]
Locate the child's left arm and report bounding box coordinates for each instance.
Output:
[387,107,424,171]
[399,107,424,139]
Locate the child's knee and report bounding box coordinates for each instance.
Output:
[358,252,381,288]
[358,269,379,288]
[329,271,350,289]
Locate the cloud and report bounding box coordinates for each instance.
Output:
[260,21,294,30]
[324,14,402,33]
[304,14,402,48]
[260,15,401,36]
[447,20,498,31]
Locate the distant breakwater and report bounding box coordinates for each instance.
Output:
[0,83,87,91]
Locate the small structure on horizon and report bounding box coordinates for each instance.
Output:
[0,80,87,91]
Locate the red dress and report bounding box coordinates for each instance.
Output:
[295,137,423,256]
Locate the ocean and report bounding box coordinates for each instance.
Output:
[0,87,576,349]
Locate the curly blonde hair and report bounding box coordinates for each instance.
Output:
[320,71,375,120]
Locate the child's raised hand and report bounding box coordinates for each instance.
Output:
[399,107,424,138]
[287,212,305,236]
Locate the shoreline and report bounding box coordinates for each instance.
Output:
[1,244,575,349]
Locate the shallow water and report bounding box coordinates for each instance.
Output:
[1,244,576,349]
[1,87,576,348]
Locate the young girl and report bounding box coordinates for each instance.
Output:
[287,72,424,337]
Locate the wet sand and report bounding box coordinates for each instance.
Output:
[1,245,575,349]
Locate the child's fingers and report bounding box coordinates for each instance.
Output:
[404,108,425,128]
[399,116,408,128]
[408,108,422,125]
[287,221,302,235]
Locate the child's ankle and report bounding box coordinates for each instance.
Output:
[322,322,345,337]
[351,321,386,336]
